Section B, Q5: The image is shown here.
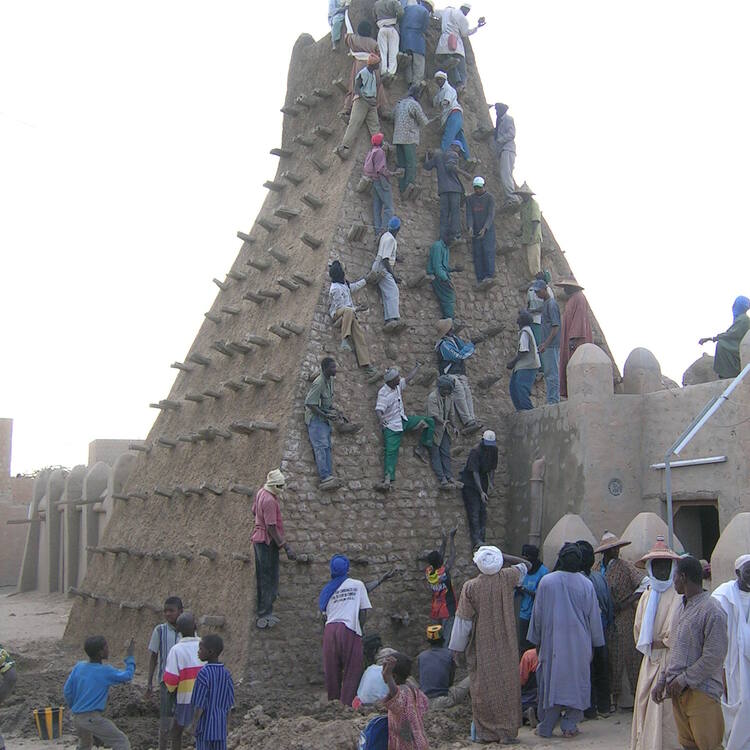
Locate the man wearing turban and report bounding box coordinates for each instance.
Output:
[699,296,750,379]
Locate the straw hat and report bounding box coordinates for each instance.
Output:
[636,535,681,569]
[553,278,584,291]
[594,531,632,554]
[436,318,453,337]
[514,182,535,196]
[265,468,286,487]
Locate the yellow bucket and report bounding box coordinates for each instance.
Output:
[32,706,64,740]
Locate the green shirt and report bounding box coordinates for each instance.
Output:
[304,373,335,425]
[520,198,542,245]
[426,240,451,282]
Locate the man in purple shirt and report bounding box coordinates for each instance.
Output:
[364,133,396,236]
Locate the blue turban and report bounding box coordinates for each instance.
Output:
[318,554,350,612]
[388,216,401,231]
[732,296,750,319]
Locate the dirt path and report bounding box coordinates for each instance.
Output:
[0,591,632,749]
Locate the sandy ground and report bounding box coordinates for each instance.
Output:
[0,591,632,749]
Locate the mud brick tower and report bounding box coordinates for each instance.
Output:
[65,0,612,698]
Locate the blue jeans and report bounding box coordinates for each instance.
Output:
[541,345,560,404]
[538,705,583,738]
[307,416,332,480]
[509,369,536,411]
[471,227,496,281]
[441,111,470,158]
[439,192,462,241]
[372,176,394,234]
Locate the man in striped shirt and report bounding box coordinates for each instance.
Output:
[189,635,235,750]
[163,613,204,750]
[147,596,183,750]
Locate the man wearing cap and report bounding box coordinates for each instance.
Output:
[372,216,404,330]
[363,132,396,236]
[435,318,481,431]
[699,295,750,379]
[506,310,540,411]
[530,280,561,404]
[434,4,486,90]
[426,235,457,319]
[449,546,531,744]
[426,375,459,488]
[392,85,430,196]
[424,142,466,245]
[336,53,382,159]
[597,531,646,709]
[711,554,750,750]
[465,175,496,287]
[418,625,455,700]
[459,432,497,548]
[517,182,542,276]
[631,537,682,750]
[251,470,296,629]
[432,71,471,157]
[492,103,521,210]
[653,556,727,750]
[375,364,435,491]
[399,0,431,86]
[528,543,605,738]
[556,279,593,399]
[374,0,404,80]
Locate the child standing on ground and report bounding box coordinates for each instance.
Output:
[63,636,135,750]
[146,596,183,750]
[163,613,204,750]
[189,635,235,750]
[382,654,429,750]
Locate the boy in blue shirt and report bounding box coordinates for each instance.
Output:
[63,636,135,750]
[189,635,234,750]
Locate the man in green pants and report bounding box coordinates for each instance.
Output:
[375,364,434,492]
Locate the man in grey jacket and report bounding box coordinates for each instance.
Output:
[424,143,466,244]
[493,102,521,209]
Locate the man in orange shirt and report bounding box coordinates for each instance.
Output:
[252,469,296,629]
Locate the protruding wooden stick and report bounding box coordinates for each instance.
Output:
[281,320,305,334]
[280,105,301,117]
[184,393,206,403]
[295,94,315,108]
[210,340,235,356]
[263,180,286,192]
[154,487,173,498]
[128,492,148,501]
[150,400,181,411]
[291,273,314,286]
[258,289,282,300]
[179,550,194,561]
[230,484,255,496]
[267,246,290,263]
[281,171,304,185]
[312,125,333,140]
[243,291,265,304]
[301,233,323,249]
[157,437,177,448]
[309,157,329,173]
[261,371,283,383]
[301,192,325,209]
[270,147,294,158]
[245,335,271,347]
[201,484,224,496]
[253,421,279,432]
[171,361,194,372]
[274,205,302,220]
[293,134,316,148]
[227,341,252,354]
[241,376,266,388]
[227,270,247,281]
[247,257,271,271]
[188,353,211,366]
[129,442,152,453]
[237,231,254,243]
[202,389,223,399]
[213,278,231,291]
[185,486,205,496]
[222,380,245,392]
[256,217,281,233]
[178,434,200,443]
[277,278,300,292]
[204,312,222,324]
[269,325,291,339]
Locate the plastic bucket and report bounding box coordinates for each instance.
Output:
[32,706,64,740]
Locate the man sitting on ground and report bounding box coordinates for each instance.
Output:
[418,625,455,699]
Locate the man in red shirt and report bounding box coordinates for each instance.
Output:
[252,469,296,629]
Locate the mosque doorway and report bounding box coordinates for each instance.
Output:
[672,499,720,560]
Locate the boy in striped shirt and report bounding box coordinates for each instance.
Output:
[147,596,183,750]
[189,635,235,750]
[163,613,204,750]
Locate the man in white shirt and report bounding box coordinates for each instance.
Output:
[712,554,750,750]
[434,4,486,90]
[371,216,404,330]
[375,365,435,491]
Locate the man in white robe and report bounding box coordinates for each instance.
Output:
[631,537,682,750]
[712,554,750,750]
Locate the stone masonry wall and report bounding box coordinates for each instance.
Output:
[65,4,613,703]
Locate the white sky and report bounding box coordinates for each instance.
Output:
[2,1,749,473]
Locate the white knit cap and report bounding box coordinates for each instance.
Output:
[482,429,496,445]
[460,2,471,8]
[265,468,286,487]
[735,554,750,571]
[434,70,448,79]
[473,546,504,575]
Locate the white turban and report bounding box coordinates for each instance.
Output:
[735,554,750,571]
[473,545,504,575]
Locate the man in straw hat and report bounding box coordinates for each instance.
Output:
[449,546,531,744]
[555,278,593,398]
[375,364,434,491]
[711,553,750,750]
[527,543,605,738]
[417,624,455,699]
[251,469,296,629]
[517,182,542,277]
[630,536,682,750]
[653,556,727,750]
[596,531,646,709]
[435,318,482,432]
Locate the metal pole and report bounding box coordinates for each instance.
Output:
[665,457,673,549]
